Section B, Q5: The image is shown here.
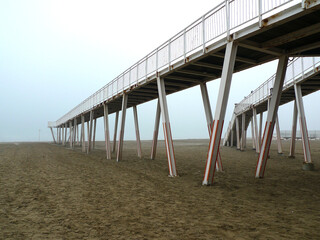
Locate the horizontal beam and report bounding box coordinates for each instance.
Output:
[238,40,283,56]
[262,23,320,48]
[165,75,202,83]
[211,52,258,65]
[192,62,223,70]
[177,69,217,78]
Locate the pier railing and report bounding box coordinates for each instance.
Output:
[234,57,320,115]
[49,0,301,127]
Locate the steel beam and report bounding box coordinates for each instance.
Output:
[251,118,256,150]
[64,124,67,146]
[151,100,161,160]
[294,84,312,164]
[117,94,128,162]
[253,108,260,153]
[81,115,86,152]
[50,127,56,144]
[203,41,238,185]
[236,116,240,150]
[241,113,245,151]
[255,55,289,178]
[259,112,263,147]
[200,82,223,171]
[103,103,111,159]
[69,121,72,148]
[113,111,119,153]
[92,118,97,150]
[289,101,298,158]
[133,105,142,158]
[157,76,177,177]
[275,116,283,154]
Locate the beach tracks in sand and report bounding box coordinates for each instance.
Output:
[0,140,319,239]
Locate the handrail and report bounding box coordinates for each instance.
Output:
[49,0,300,128]
[234,57,320,115]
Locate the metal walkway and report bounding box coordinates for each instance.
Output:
[223,56,320,147]
[48,0,320,185]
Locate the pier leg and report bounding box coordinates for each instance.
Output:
[69,121,72,148]
[231,128,234,147]
[50,127,56,143]
[86,121,90,153]
[92,118,97,150]
[289,101,298,158]
[275,115,283,154]
[241,113,245,151]
[64,124,67,146]
[133,105,142,158]
[103,103,111,159]
[200,82,223,171]
[87,111,93,154]
[236,116,240,150]
[253,108,260,153]
[117,94,128,162]
[255,55,288,178]
[157,76,177,177]
[81,115,86,152]
[294,84,313,169]
[113,111,119,153]
[151,100,161,160]
[251,118,256,150]
[203,41,238,185]
[77,123,80,146]
[259,112,263,147]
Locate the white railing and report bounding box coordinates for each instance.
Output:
[49,0,300,128]
[234,57,320,115]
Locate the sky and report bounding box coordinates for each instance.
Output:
[1,0,319,142]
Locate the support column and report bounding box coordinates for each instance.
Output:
[87,111,93,153]
[157,76,177,177]
[64,123,67,146]
[275,115,283,154]
[81,115,86,152]
[50,127,56,143]
[200,82,223,171]
[117,94,128,162]
[294,84,313,169]
[103,103,111,159]
[73,118,77,149]
[92,118,97,150]
[289,101,298,158]
[240,113,245,151]
[133,105,142,158]
[236,116,240,150]
[253,108,260,153]
[251,118,256,150]
[255,55,288,178]
[113,111,119,153]
[86,121,90,153]
[203,41,238,185]
[230,128,234,147]
[69,121,72,148]
[151,100,161,160]
[259,112,263,147]
[77,123,80,146]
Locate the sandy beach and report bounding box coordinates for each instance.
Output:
[0,139,319,239]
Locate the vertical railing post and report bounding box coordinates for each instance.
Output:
[183,30,186,60]
[202,16,206,53]
[226,0,230,41]
[168,40,171,70]
[259,0,262,28]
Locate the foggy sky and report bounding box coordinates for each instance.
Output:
[1,0,319,142]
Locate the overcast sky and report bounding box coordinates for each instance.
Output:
[1,0,319,142]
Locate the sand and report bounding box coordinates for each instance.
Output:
[0,139,319,239]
